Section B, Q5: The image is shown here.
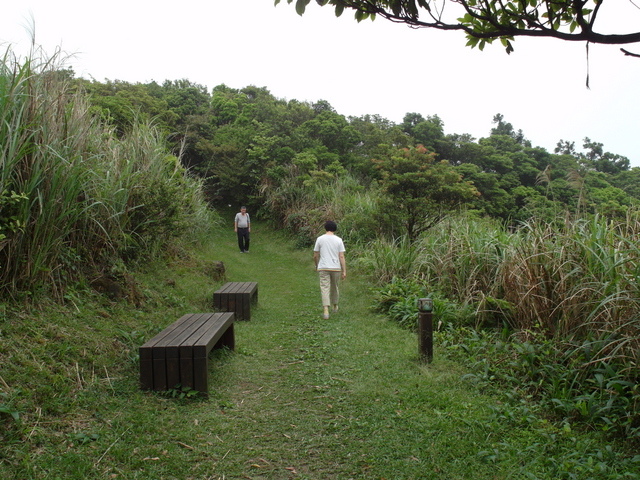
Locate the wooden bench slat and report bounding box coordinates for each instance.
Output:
[144,314,209,390]
[165,314,212,389]
[139,312,235,392]
[213,281,258,321]
[191,313,235,352]
[192,312,234,391]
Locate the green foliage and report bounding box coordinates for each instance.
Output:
[163,384,202,400]
[0,47,213,299]
[440,327,640,442]
[0,400,20,423]
[360,214,514,327]
[367,212,640,346]
[70,432,100,445]
[0,190,27,243]
[371,275,423,312]
[1,207,638,479]
[369,212,640,443]
[401,112,444,150]
[79,70,637,229]
[283,0,640,55]
[357,237,422,284]
[3,221,636,479]
[372,145,479,241]
[499,214,640,340]
[0,392,23,449]
[371,276,474,329]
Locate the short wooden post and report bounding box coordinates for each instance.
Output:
[417,298,433,363]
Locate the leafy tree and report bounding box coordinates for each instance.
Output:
[556,137,631,174]
[280,0,640,56]
[455,162,514,220]
[373,145,479,240]
[79,75,639,223]
[211,85,242,125]
[401,112,444,150]
[611,168,640,200]
[512,150,543,187]
[348,114,410,176]
[555,139,578,156]
[294,109,360,154]
[582,137,630,174]
[81,79,171,135]
[437,133,483,166]
[159,79,210,118]
[490,114,528,145]
[589,185,632,217]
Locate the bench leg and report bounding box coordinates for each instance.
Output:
[214,323,235,350]
[140,358,154,390]
[193,356,208,392]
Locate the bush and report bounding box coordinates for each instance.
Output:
[371,276,475,330]
[0,47,213,299]
[439,326,640,442]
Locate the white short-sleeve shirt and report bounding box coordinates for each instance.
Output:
[314,234,345,271]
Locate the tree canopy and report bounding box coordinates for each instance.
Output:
[78,76,637,236]
[278,0,640,56]
[373,144,479,240]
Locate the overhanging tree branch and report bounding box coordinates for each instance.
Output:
[277,0,640,55]
[621,47,640,57]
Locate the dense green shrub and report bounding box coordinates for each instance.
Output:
[0,47,213,299]
[371,276,475,330]
[439,326,640,442]
[368,213,640,442]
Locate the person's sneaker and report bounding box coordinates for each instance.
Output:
[332,305,339,313]
[322,313,330,320]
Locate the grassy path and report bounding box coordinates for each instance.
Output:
[2,221,531,479]
[166,222,510,479]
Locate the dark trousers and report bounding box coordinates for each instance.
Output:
[237,228,250,252]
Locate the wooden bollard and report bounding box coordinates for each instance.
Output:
[417,298,433,363]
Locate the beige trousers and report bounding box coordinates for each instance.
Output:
[318,270,341,307]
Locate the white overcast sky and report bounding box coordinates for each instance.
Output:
[2,0,639,166]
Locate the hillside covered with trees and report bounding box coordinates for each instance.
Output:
[2,48,639,472]
[80,76,637,236]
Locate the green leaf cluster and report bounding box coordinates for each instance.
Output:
[278,0,640,55]
[0,190,28,243]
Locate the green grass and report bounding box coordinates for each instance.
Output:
[0,221,637,479]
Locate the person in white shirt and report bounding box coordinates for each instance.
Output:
[313,220,346,319]
[234,206,251,253]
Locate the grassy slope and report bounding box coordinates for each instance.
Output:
[0,220,632,479]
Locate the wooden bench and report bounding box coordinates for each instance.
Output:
[139,312,235,393]
[213,281,258,321]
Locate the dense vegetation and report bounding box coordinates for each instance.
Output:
[77,74,637,236]
[1,45,639,476]
[0,51,214,300]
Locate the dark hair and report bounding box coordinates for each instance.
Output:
[324,220,337,232]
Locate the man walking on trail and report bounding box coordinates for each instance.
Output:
[234,206,251,253]
[313,220,346,320]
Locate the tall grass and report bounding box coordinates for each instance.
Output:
[500,215,640,336]
[359,215,516,326]
[261,170,381,246]
[0,46,212,299]
[355,236,422,284]
[362,212,640,438]
[361,212,640,347]
[417,215,515,311]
